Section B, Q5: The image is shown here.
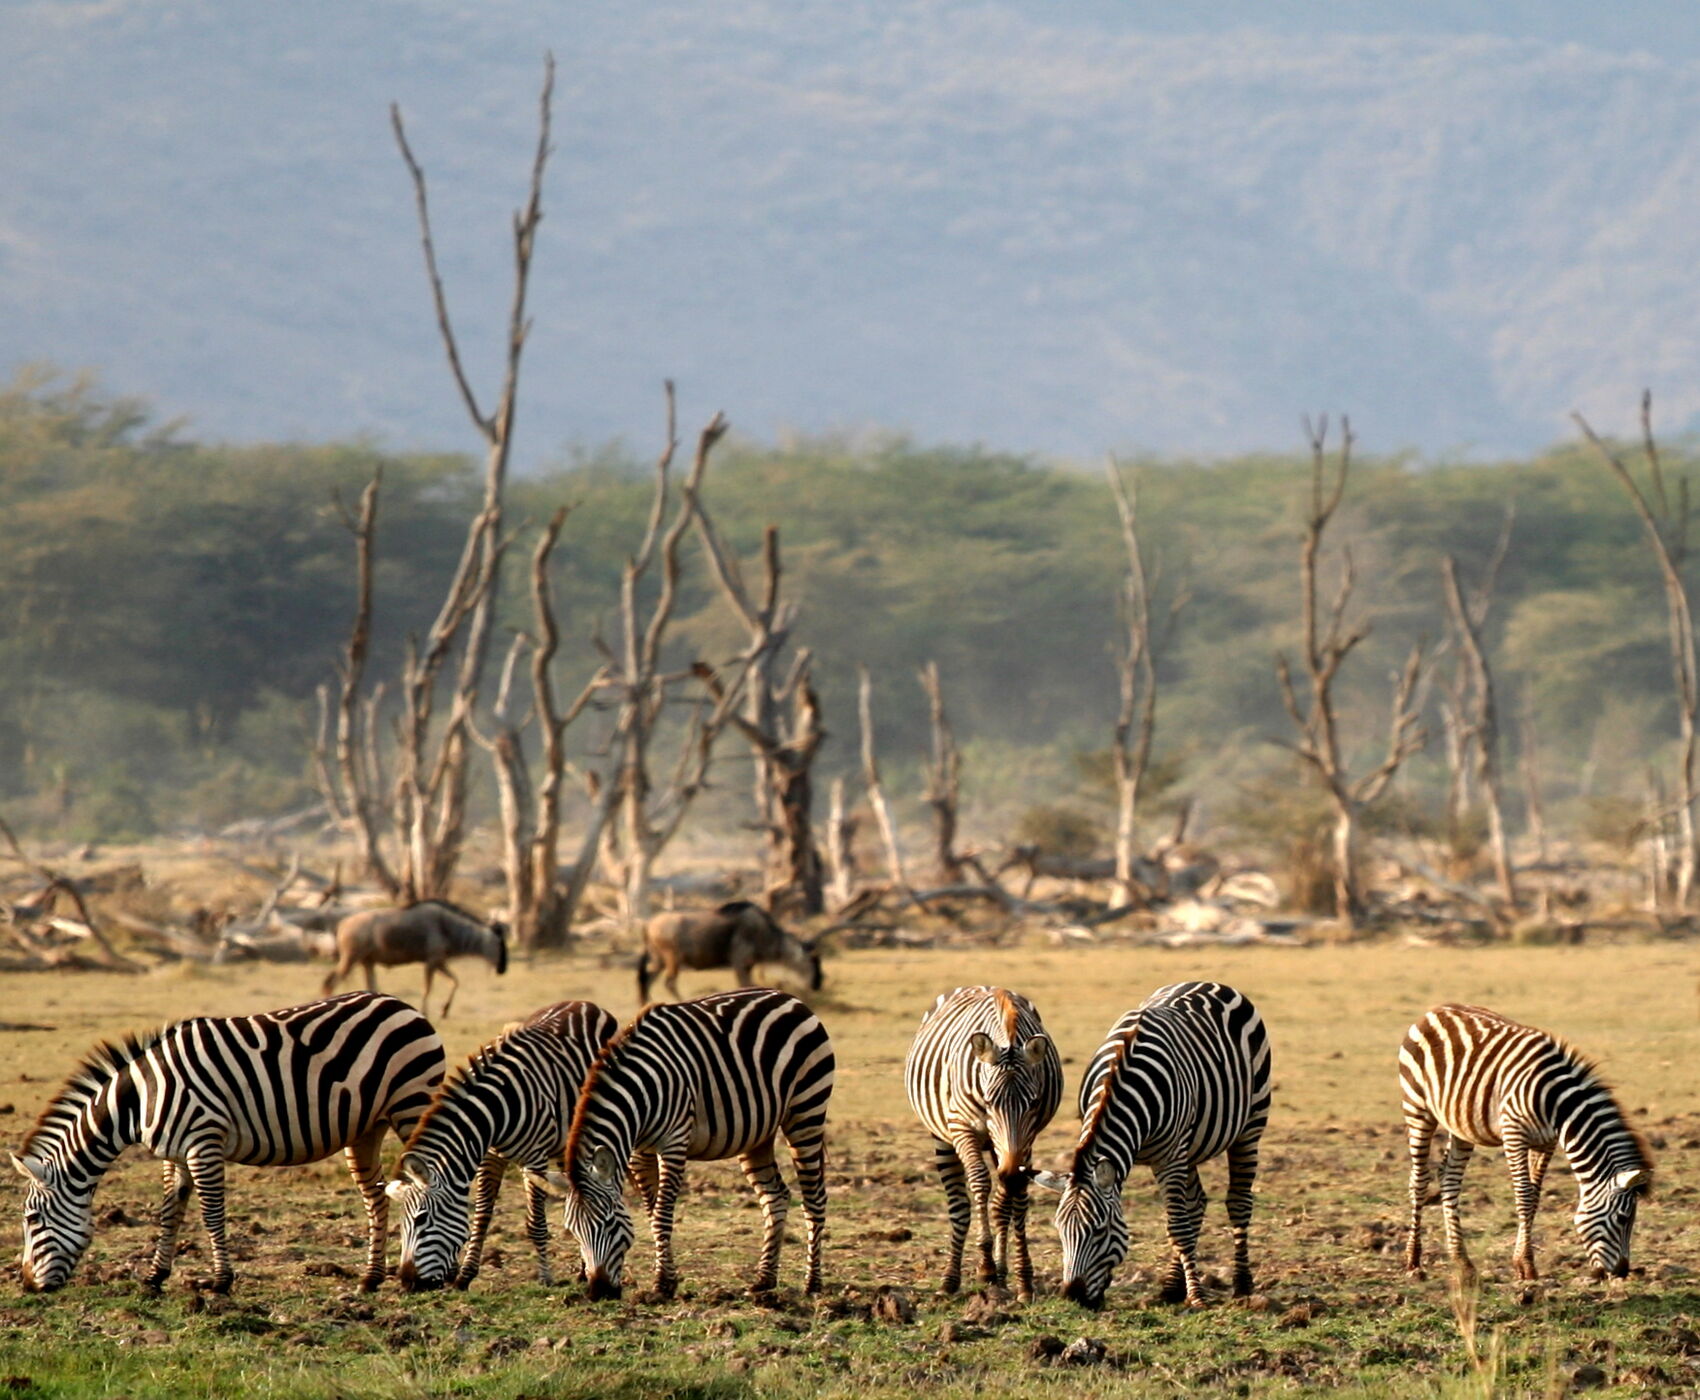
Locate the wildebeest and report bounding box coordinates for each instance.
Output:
[636,900,821,1002]
[322,900,508,1017]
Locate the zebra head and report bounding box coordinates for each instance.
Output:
[534,1144,633,1300]
[11,1153,95,1293]
[1032,1157,1129,1309]
[1575,1167,1650,1280]
[386,1154,468,1292]
[968,1031,1053,1180]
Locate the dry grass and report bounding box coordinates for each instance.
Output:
[2,939,1700,1396]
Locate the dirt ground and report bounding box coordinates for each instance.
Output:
[2,940,1699,1397]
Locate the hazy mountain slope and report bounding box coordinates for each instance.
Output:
[5,2,1700,459]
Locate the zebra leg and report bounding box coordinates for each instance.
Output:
[185,1147,234,1293]
[1404,1110,1438,1278]
[1504,1130,1541,1282]
[951,1132,998,1285]
[992,1169,1036,1301]
[344,1124,392,1292]
[931,1136,971,1293]
[454,1152,507,1290]
[142,1160,194,1290]
[1226,1126,1264,1297]
[648,1151,687,1298]
[739,1140,790,1294]
[1158,1165,1209,1306]
[1438,1136,1476,1284]
[629,1150,661,1217]
[787,1127,829,1295]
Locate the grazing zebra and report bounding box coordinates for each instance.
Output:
[387,1000,619,1292]
[322,900,509,1017]
[903,986,1063,1299]
[1400,1004,1653,1284]
[1033,981,1272,1310]
[10,992,445,1294]
[530,986,834,1300]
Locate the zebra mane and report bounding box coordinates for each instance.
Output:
[404,1024,526,1149]
[22,1028,161,1156]
[1072,1021,1140,1171]
[1541,1037,1654,1175]
[992,989,1022,1044]
[563,1007,654,1173]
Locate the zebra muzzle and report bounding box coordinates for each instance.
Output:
[586,1271,622,1302]
[1063,1277,1104,1310]
[397,1260,444,1293]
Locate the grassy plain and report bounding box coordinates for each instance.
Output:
[2,940,1700,1397]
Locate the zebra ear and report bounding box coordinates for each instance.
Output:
[1021,1035,1051,1067]
[397,1155,430,1189]
[969,1032,1000,1066]
[1029,1169,1070,1193]
[10,1153,47,1185]
[1091,1158,1117,1192]
[1615,1168,1650,1194]
[588,1145,621,1186]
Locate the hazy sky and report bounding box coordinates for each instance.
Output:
[6,2,1699,462]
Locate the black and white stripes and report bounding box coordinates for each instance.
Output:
[1035,981,1272,1309]
[388,1000,619,1292]
[904,985,1062,1299]
[10,992,444,1293]
[542,986,835,1300]
[1400,1003,1653,1283]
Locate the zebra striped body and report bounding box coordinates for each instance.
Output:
[1400,1004,1652,1283]
[388,1000,619,1292]
[11,992,445,1294]
[1037,981,1271,1309]
[904,986,1063,1299]
[539,987,834,1300]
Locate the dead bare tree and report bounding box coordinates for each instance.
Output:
[312,58,554,902]
[1574,392,1699,910]
[471,508,607,948]
[825,774,859,910]
[590,393,753,922]
[689,500,827,914]
[1439,508,1518,908]
[918,661,966,884]
[1274,416,1428,928]
[1105,460,1187,905]
[858,665,908,889]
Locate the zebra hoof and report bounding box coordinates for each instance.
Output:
[1406,1266,1426,1281]
[1157,1280,1188,1305]
[940,1275,961,1295]
[452,1274,475,1292]
[1232,1272,1254,1298]
[804,1275,822,1295]
[653,1276,679,1301]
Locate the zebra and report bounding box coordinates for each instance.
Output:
[903,985,1063,1299]
[10,991,445,1294]
[529,986,834,1300]
[387,1000,619,1292]
[322,900,509,1018]
[1400,1003,1653,1284]
[1032,981,1272,1310]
